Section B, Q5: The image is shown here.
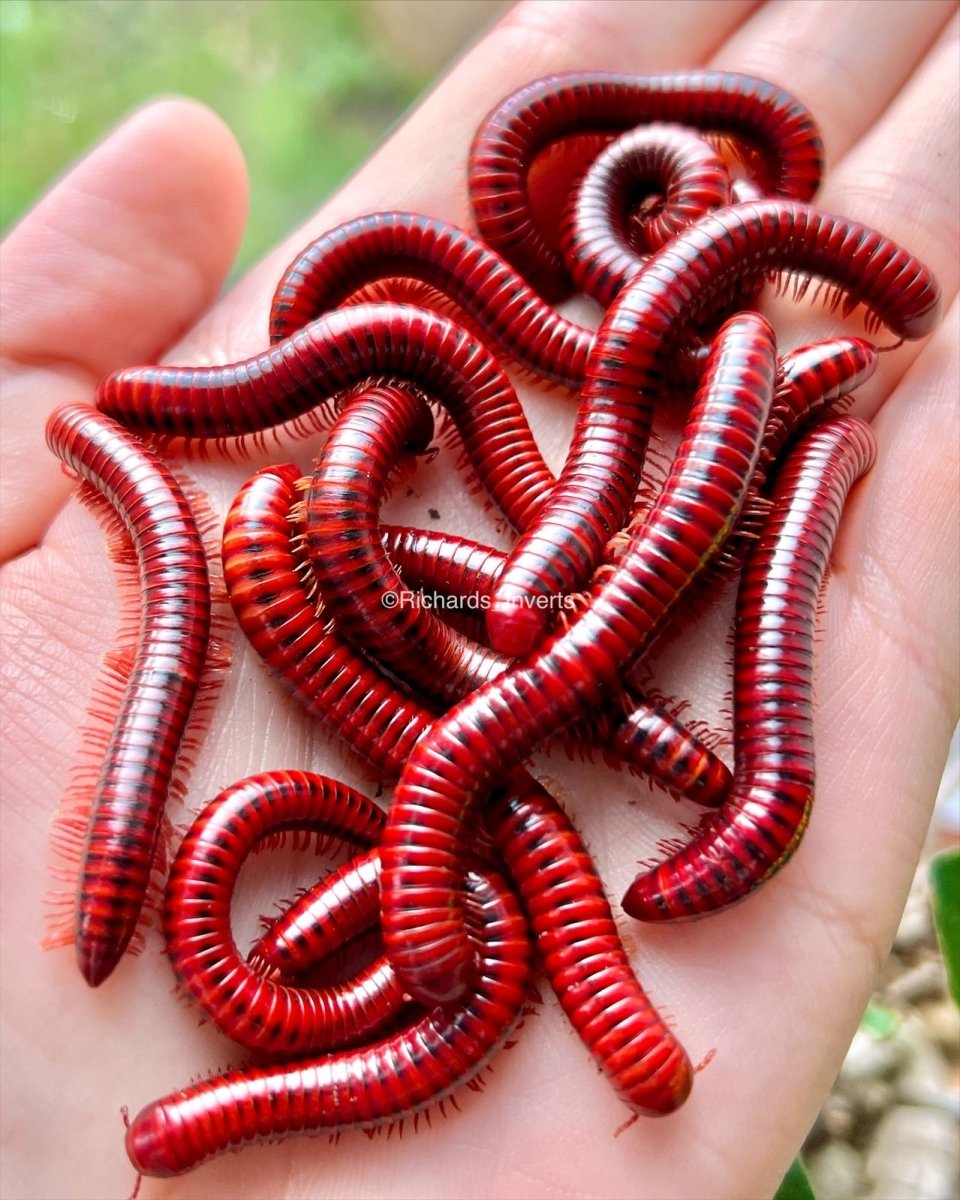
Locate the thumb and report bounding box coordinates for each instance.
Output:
[0,98,248,559]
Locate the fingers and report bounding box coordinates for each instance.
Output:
[0,99,248,561]
[819,14,960,406]
[712,2,957,405]
[824,13,960,294]
[713,0,955,164]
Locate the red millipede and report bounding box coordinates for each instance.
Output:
[622,416,878,921]
[97,302,554,532]
[305,491,734,807]
[268,211,597,391]
[487,200,941,658]
[559,123,732,307]
[267,211,717,396]
[486,780,693,1116]
[660,334,879,586]
[222,463,426,781]
[468,70,825,299]
[45,403,211,987]
[125,862,532,1178]
[164,770,414,1054]
[379,311,779,1005]
[756,338,878,473]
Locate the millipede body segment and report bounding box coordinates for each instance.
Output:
[163,771,407,1054]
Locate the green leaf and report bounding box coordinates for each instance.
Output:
[929,848,960,1007]
[773,1157,816,1200]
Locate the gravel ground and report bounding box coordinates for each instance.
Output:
[803,728,960,1200]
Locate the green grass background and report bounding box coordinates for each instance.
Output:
[1,0,437,275]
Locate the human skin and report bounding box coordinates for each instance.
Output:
[1,1,957,1197]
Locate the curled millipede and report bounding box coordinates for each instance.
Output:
[257,780,696,1119]
[163,771,410,1054]
[559,122,732,306]
[125,861,532,1178]
[468,70,825,298]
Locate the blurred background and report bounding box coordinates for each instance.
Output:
[1,3,957,1198]
[0,0,507,271]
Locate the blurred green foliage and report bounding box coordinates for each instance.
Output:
[860,999,902,1040]
[0,0,429,274]
[773,1157,816,1200]
[929,848,960,1007]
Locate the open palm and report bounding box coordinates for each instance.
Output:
[2,2,957,1197]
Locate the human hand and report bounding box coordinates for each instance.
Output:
[1,1,957,1197]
